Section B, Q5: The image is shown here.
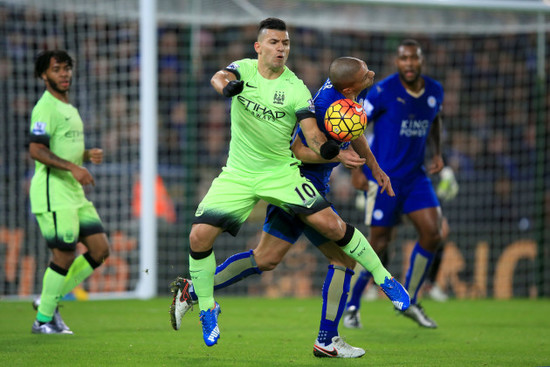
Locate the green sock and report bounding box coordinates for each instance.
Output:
[36,267,66,323]
[60,255,94,297]
[189,251,216,311]
[340,228,391,285]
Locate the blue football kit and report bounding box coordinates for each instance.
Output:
[347,72,445,310]
[359,73,443,227]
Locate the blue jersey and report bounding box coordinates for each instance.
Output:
[296,78,351,195]
[360,73,443,181]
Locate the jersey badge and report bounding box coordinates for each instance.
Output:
[273,90,285,105]
[428,96,437,108]
[195,203,204,217]
[32,121,47,135]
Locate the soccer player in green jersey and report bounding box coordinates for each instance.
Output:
[29,50,110,334]
[188,18,408,347]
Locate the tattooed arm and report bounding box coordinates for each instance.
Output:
[29,142,95,186]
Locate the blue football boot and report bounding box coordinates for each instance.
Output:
[199,302,221,346]
[380,277,410,311]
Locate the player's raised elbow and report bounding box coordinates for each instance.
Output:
[210,70,232,94]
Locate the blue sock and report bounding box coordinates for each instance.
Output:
[188,250,261,300]
[404,243,434,304]
[345,269,371,310]
[317,265,353,346]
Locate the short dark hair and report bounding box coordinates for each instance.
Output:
[258,17,287,35]
[399,39,422,50]
[34,50,74,78]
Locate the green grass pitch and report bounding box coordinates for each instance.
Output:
[1,297,549,366]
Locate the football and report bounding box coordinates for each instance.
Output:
[324,98,367,142]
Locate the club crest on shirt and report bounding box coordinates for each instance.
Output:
[195,203,204,217]
[427,96,436,108]
[32,121,46,135]
[273,90,285,105]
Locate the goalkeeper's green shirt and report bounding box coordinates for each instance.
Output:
[224,58,315,173]
[29,91,88,213]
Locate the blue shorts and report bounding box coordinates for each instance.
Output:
[364,172,439,227]
[262,203,337,247]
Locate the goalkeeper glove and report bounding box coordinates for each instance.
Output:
[436,166,459,202]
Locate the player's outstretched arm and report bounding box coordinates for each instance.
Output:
[211,69,243,97]
[291,136,328,163]
[335,147,366,169]
[29,142,95,186]
[299,117,339,160]
[291,136,365,168]
[350,135,394,196]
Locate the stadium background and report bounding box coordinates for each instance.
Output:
[0,0,549,300]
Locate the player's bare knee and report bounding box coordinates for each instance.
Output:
[189,230,208,252]
[371,240,388,255]
[419,231,442,252]
[322,220,346,241]
[99,246,110,261]
[255,257,278,271]
[189,224,219,252]
[428,229,443,248]
[52,250,76,269]
[188,230,199,248]
[88,246,109,264]
[254,253,281,271]
[259,261,278,272]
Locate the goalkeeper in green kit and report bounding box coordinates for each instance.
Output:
[185,17,410,347]
[28,50,110,334]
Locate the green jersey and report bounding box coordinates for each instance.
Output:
[29,91,88,213]
[224,58,315,173]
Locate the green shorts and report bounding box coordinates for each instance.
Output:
[35,201,105,251]
[194,165,330,236]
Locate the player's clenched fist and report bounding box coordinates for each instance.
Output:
[87,148,103,164]
[222,80,244,97]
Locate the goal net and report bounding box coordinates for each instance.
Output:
[0,0,548,299]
